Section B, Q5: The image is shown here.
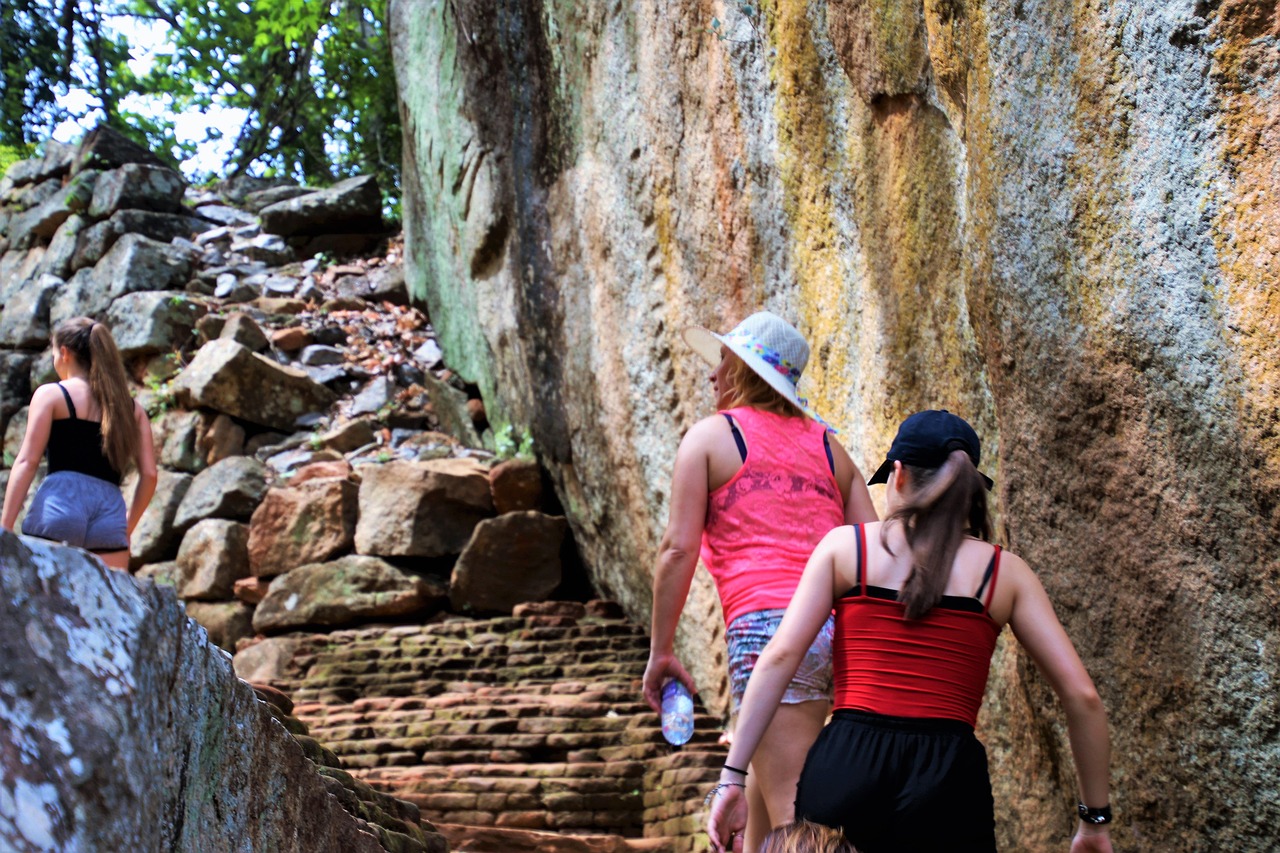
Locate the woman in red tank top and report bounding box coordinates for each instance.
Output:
[706,411,1114,853]
[644,311,878,853]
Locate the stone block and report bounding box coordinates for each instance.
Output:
[247,476,358,577]
[218,311,271,352]
[129,469,193,568]
[105,291,206,359]
[354,458,493,557]
[177,518,250,600]
[5,169,99,248]
[450,512,568,614]
[258,175,382,237]
[172,455,270,532]
[488,458,543,514]
[185,600,255,651]
[252,555,444,633]
[0,273,60,348]
[172,338,335,431]
[88,163,186,217]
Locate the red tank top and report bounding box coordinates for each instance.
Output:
[700,407,845,627]
[833,524,1002,727]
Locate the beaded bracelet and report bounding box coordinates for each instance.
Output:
[703,781,746,806]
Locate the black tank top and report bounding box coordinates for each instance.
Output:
[46,383,122,485]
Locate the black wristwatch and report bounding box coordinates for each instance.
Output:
[1077,803,1113,825]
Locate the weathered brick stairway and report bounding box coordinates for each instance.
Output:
[270,601,727,852]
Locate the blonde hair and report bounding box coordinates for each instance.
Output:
[53,318,138,474]
[719,353,804,418]
[760,820,859,853]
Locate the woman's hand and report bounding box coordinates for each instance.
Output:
[705,779,747,853]
[642,652,696,713]
[1070,824,1113,853]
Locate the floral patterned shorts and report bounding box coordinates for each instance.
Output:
[726,608,834,713]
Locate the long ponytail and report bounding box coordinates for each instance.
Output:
[53,318,138,474]
[881,449,992,619]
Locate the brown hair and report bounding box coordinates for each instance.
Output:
[881,449,992,619]
[719,353,804,418]
[53,318,138,474]
[760,820,859,853]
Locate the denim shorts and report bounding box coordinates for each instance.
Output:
[726,608,834,712]
[22,470,129,551]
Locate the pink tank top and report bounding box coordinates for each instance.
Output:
[700,407,845,626]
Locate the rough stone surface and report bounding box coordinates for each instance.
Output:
[128,469,193,568]
[172,338,336,430]
[176,518,250,600]
[450,511,568,614]
[0,273,60,347]
[488,458,544,514]
[172,455,271,533]
[252,555,441,633]
[0,529,401,853]
[258,175,383,237]
[355,458,493,557]
[247,476,359,578]
[390,1,1280,847]
[105,291,206,359]
[88,163,186,218]
[185,599,255,651]
[5,169,98,248]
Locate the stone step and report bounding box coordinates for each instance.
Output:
[435,823,676,853]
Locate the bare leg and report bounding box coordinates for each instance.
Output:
[95,549,131,571]
[746,699,830,851]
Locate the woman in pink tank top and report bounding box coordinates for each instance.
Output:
[644,311,878,852]
[706,411,1114,853]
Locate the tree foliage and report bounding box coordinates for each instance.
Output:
[0,0,400,197]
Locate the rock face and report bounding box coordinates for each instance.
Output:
[390,1,1280,848]
[0,529,413,852]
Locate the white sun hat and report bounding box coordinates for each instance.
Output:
[683,311,833,430]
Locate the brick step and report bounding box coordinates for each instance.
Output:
[305,637,649,661]
[287,680,650,706]
[297,648,649,676]
[295,698,659,725]
[435,823,676,853]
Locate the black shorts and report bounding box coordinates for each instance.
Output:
[795,709,997,853]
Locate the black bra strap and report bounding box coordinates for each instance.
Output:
[973,548,998,601]
[723,413,747,463]
[55,382,77,420]
[854,524,866,593]
[823,431,835,475]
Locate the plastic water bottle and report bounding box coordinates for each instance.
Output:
[660,679,695,746]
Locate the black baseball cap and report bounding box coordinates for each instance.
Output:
[867,410,994,490]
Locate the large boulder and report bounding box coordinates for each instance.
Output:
[72,124,167,174]
[0,529,410,852]
[105,291,206,359]
[5,169,99,248]
[449,511,568,614]
[129,469,193,567]
[247,476,359,578]
[176,518,250,600]
[354,458,493,557]
[1,140,75,188]
[0,350,34,422]
[51,234,194,327]
[72,209,210,268]
[88,163,186,217]
[36,213,88,279]
[258,175,383,237]
[172,339,336,431]
[252,555,443,633]
[0,273,60,348]
[172,455,270,533]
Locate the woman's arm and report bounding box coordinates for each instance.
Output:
[829,438,878,524]
[125,402,157,538]
[705,528,845,852]
[1005,554,1113,853]
[643,424,712,712]
[1,386,58,531]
